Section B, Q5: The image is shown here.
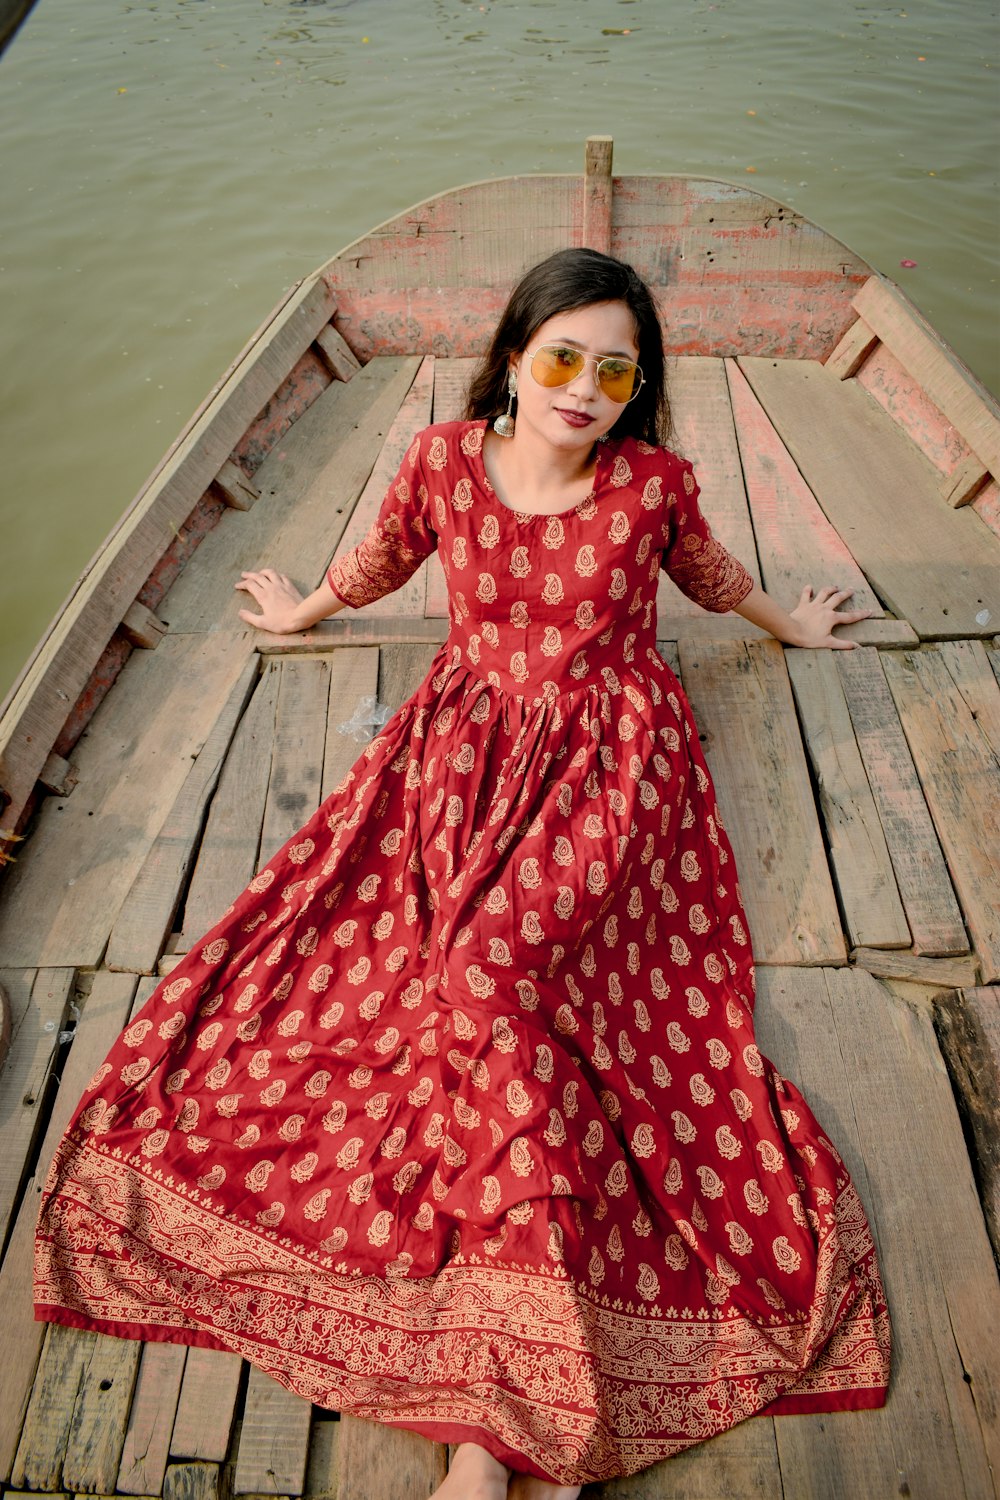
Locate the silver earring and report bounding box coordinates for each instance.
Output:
[493,369,517,437]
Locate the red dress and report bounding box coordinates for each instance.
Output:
[35,422,890,1485]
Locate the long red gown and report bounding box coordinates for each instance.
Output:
[35,421,890,1485]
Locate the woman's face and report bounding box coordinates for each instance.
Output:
[509,300,640,454]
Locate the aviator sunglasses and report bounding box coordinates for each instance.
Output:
[524,344,645,405]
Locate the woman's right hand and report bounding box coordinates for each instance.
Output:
[235,569,307,634]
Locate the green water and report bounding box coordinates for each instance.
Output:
[1,0,997,701]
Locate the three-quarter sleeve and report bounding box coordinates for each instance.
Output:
[326,431,438,608]
[661,459,755,614]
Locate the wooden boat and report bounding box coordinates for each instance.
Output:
[1,137,998,1499]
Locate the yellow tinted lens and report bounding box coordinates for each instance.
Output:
[531,345,585,387]
[597,359,638,402]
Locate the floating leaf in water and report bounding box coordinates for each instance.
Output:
[900,259,918,268]
[601,28,633,35]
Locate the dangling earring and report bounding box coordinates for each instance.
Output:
[493,368,517,437]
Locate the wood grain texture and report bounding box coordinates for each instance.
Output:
[334,1416,445,1500]
[303,1419,338,1498]
[933,987,1000,1267]
[0,278,336,831]
[161,357,421,634]
[328,357,435,623]
[117,1343,188,1495]
[785,651,909,950]
[583,135,613,253]
[727,361,895,646]
[850,948,980,987]
[881,647,1000,981]
[163,1462,221,1500]
[106,655,260,973]
[592,1417,781,1497]
[824,311,879,380]
[0,631,252,970]
[61,1334,143,1493]
[169,1350,243,1463]
[835,648,968,957]
[0,967,75,1245]
[754,967,999,1499]
[231,1368,312,1496]
[738,357,1000,639]
[258,656,331,867]
[178,663,281,950]
[656,357,764,639]
[11,1325,98,1490]
[321,648,380,802]
[852,277,1000,477]
[677,639,846,966]
[0,1176,53,1482]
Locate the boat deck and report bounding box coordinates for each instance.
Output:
[1,331,999,1498]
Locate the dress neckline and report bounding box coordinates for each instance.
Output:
[473,419,610,522]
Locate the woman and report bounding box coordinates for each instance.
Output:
[35,249,890,1499]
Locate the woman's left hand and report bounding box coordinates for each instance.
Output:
[788,585,874,649]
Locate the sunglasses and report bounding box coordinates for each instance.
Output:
[525,344,645,405]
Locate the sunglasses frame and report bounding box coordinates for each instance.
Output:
[524,344,645,405]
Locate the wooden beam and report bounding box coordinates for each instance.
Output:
[677,639,846,966]
[942,451,990,509]
[116,1345,188,1495]
[850,948,980,988]
[824,311,879,379]
[214,461,261,512]
[583,135,613,253]
[933,987,1000,1263]
[334,1416,445,1500]
[169,1351,242,1463]
[315,324,362,382]
[853,276,1000,477]
[121,601,168,650]
[231,1369,311,1496]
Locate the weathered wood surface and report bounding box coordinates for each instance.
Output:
[0,278,337,832]
[677,639,846,966]
[169,1350,242,1464]
[160,357,421,635]
[656,357,765,639]
[117,1343,188,1495]
[106,656,260,973]
[784,651,910,951]
[257,656,330,867]
[850,948,980,988]
[738,357,1000,638]
[583,134,613,254]
[333,1417,446,1500]
[232,1369,312,1496]
[834,648,969,957]
[881,647,1000,982]
[0,631,253,970]
[934,987,1000,1266]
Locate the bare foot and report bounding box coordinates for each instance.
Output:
[507,1473,582,1500]
[430,1442,510,1499]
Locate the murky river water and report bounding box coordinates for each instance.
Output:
[0,0,996,699]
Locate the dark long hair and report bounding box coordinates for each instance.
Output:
[464,248,670,445]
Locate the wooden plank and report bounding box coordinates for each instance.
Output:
[677,639,846,966]
[315,324,361,382]
[430,358,476,426]
[215,461,261,512]
[0,630,252,970]
[824,312,879,380]
[169,1351,243,1464]
[327,357,435,622]
[657,357,764,640]
[738,357,1000,639]
[11,1324,97,1490]
[583,135,613,253]
[38,751,76,796]
[936,639,1000,758]
[0,277,337,831]
[121,602,168,650]
[106,656,260,973]
[785,652,909,950]
[178,664,280,950]
[164,1462,222,1500]
[258,657,331,867]
[851,948,980,988]
[163,357,421,634]
[727,361,896,645]
[598,1418,780,1497]
[321,649,380,802]
[117,1343,189,1495]
[755,967,1000,1498]
[61,1335,143,1493]
[943,452,990,509]
[0,967,75,1246]
[304,1419,338,1498]
[258,618,449,653]
[881,647,1000,981]
[934,987,1000,1265]
[334,1416,445,1500]
[378,644,441,719]
[835,649,968,957]
[231,1369,311,1497]
[853,277,1000,477]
